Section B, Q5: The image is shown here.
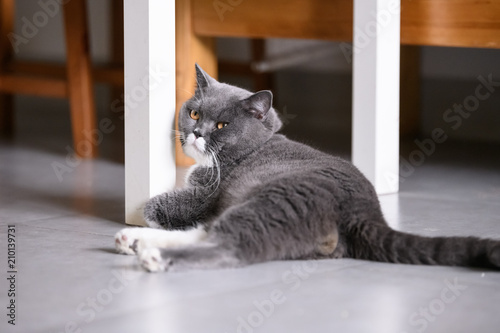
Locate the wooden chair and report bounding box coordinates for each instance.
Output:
[0,0,98,158]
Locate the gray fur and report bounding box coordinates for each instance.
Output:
[143,64,500,272]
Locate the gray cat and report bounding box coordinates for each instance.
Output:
[115,64,500,272]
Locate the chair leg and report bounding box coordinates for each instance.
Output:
[175,0,217,167]
[0,0,14,137]
[124,0,176,226]
[251,39,273,92]
[352,0,400,194]
[62,0,98,158]
[400,45,421,138]
[111,0,124,106]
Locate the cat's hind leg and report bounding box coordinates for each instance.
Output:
[114,225,207,255]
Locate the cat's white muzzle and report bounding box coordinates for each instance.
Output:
[184,133,213,166]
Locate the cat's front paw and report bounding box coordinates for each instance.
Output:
[140,248,171,272]
[114,228,143,255]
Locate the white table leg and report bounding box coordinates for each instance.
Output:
[352,0,400,194]
[124,0,176,226]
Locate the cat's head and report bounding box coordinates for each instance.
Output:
[179,64,283,165]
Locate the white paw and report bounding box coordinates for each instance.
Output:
[114,228,144,255]
[115,226,208,256]
[140,248,168,272]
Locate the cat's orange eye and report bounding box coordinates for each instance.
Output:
[216,122,228,130]
[190,110,200,120]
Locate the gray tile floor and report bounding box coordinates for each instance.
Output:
[1,138,500,333]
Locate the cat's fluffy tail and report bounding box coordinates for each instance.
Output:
[349,223,500,269]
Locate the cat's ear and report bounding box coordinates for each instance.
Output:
[242,90,273,120]
[195,63,217,89]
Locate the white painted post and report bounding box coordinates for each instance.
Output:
[124,0,176,226]
[352,0,400,194]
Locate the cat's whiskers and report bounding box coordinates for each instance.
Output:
[203,158,212,179]
[204,146,221,197]
[170,129,184,135]
[210,154,221,197]
[178,87,199,102]
[204,147,217,186]
[170,129,186,145]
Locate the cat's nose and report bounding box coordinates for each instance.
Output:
[193,128,202,138]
